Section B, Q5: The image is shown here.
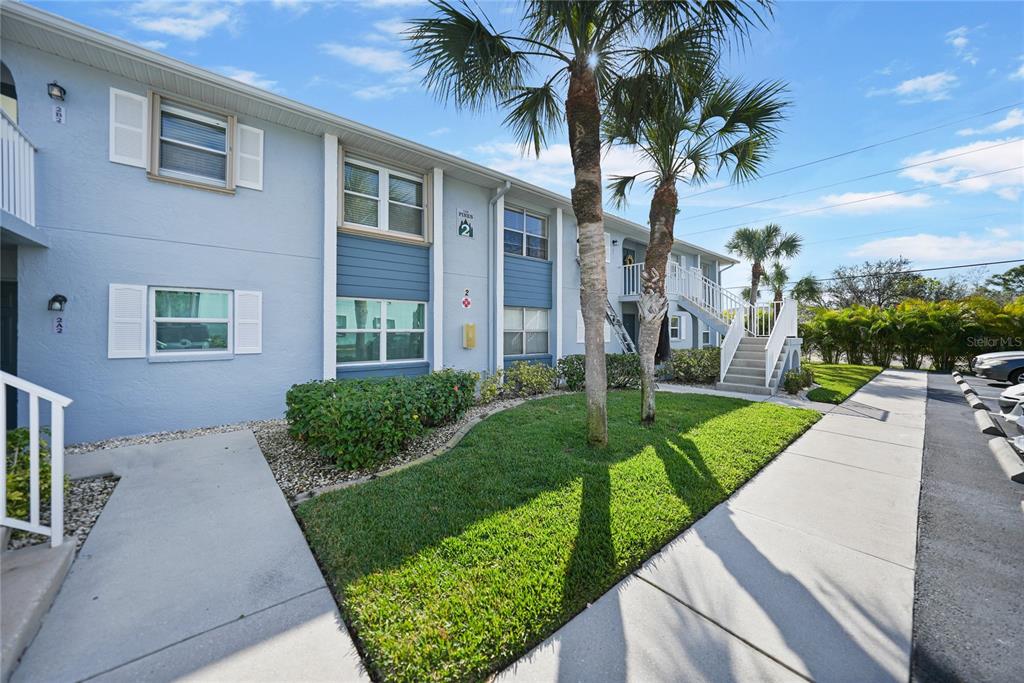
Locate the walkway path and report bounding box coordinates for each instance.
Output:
[12,430,368,682]
[501,369,927,682]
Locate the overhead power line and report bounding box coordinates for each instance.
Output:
[684,139,1020,221]
[686,165,1024,237]
[683,101,1023,200]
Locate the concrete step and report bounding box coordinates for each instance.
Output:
[1,540,75,683]
[730,358,763,369]
[715,381,774,396]
[725,366,765,380]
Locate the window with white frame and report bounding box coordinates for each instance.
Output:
[158,101,229,187]
[669,315,682,340]
[343,160,425,237]
[151,288,231,355]
[504,307,548,355]
[336,298,426,363]
[504,207,548,260]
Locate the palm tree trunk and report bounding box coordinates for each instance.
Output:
[749,262,762,306]
[566,62,608,446]
[638,180,676,424]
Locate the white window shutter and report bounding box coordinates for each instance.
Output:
[109,88,148,168]
[108,284,147,358]
[235,124,264,190]
[604,321,611,343]
[680,312,690,339]
[234,290,262,354]
[576,311,584,343]
[605,233,612,263]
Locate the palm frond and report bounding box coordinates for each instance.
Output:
[407,0,531,110]
[502,80,565,157]
[607,173,642,210]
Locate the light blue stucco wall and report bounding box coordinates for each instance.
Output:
[5,41,324,442]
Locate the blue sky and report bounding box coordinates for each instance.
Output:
[30,0,1024,291]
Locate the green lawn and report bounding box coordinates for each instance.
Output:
[297,391,819,682]
[805,362,883,404]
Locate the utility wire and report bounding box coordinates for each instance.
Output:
[683,101,1023,200]
[686,166,1024,237]
[722,259,1024,289]
[684,139,1020,221]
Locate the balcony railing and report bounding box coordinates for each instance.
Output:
[1,110,37,227]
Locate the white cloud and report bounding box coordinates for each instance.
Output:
[1011,58,1024,80]
[945,26,978,65]
[271,0,312,14]
[850,227,1024,263]
[215,66,278,91]
[357,0,423,7]
[900,137,1024,200]
[127,1,239,41]
[137,39,167,51]
[472,141,648,192]
[956,108,1024,136]
[353,84,410,100]
[868,71,959,103]
[813,191,934,214]
[319,43,408,73]
[428,127,451,137]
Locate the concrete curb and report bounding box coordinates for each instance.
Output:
[967,394,989,411]
[987,438,1024,484]
[974,411,1005,437]
[291,396,536,505]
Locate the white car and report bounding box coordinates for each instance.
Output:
[998,383,1024,414]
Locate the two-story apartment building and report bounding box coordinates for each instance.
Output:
[1,2,750,443]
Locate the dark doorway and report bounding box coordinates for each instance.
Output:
[1,280,16,428]
[622,313,638,345]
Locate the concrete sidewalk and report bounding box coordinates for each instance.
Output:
[11,430,368,682]
[501,369,927,682]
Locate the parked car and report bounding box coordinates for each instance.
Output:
[973,351,1024,384]
[998,383,1024,414]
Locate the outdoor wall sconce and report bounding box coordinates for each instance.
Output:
[47,81,66,101]
[612,239,619,246]
[47,294,67,312]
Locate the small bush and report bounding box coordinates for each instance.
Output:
[556,353,641,391]
[799,365,815,387]
[6,428,68,520]
[782,370,804,395]
[480,361,558,403]
[669,348,721,384]
[285,369,479,470]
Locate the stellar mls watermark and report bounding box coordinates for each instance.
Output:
[967,336,1023,347]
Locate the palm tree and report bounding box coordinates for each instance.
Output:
[725,223,802,306]
[765,261,788,303]
[407,0,769,445]
[604,71,787,423]
[791,274,823,305]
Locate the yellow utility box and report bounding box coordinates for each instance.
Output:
[463,323,476,349]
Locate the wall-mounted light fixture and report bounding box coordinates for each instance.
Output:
[47,294,67,312]
[47,81,66,101]
[612,239,619,246]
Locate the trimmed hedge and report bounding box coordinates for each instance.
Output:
[480,360,558,403]
[285,369,479,470]
[669,348,720,384]
[556,353,641,391]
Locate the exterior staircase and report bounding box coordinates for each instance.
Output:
[717,336,787,396]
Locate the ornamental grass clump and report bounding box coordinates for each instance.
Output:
[285,369,479,470]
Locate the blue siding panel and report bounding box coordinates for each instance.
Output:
[339,233,430,301]
[504,354,554,367]
[504,255,552,308]
[337,361,430,379]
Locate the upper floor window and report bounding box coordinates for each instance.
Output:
[504,207,547,260]
[158,102,228,187]
[343,159,425,238]
[1,62,17,123]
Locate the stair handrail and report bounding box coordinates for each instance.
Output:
[720,305,746,381]
[762,298,797,387]
[1,371,72,547]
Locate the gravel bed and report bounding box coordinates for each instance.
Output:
[6,475,119,552]
[65,421,269,455]
[254,396,531,500]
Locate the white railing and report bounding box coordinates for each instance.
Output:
[1,110,37,227]
[622,262,643,297]
[762,298,797,387]
[720,305,745,381]
[1,372,73,547]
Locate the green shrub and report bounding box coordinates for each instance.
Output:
[669,348,721,384]
[5,428,68,521]
[285,369,479,470]
[782,370,804,395]
[556,353,641,391]
[480,361,558,403]
[800,365,815,387]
